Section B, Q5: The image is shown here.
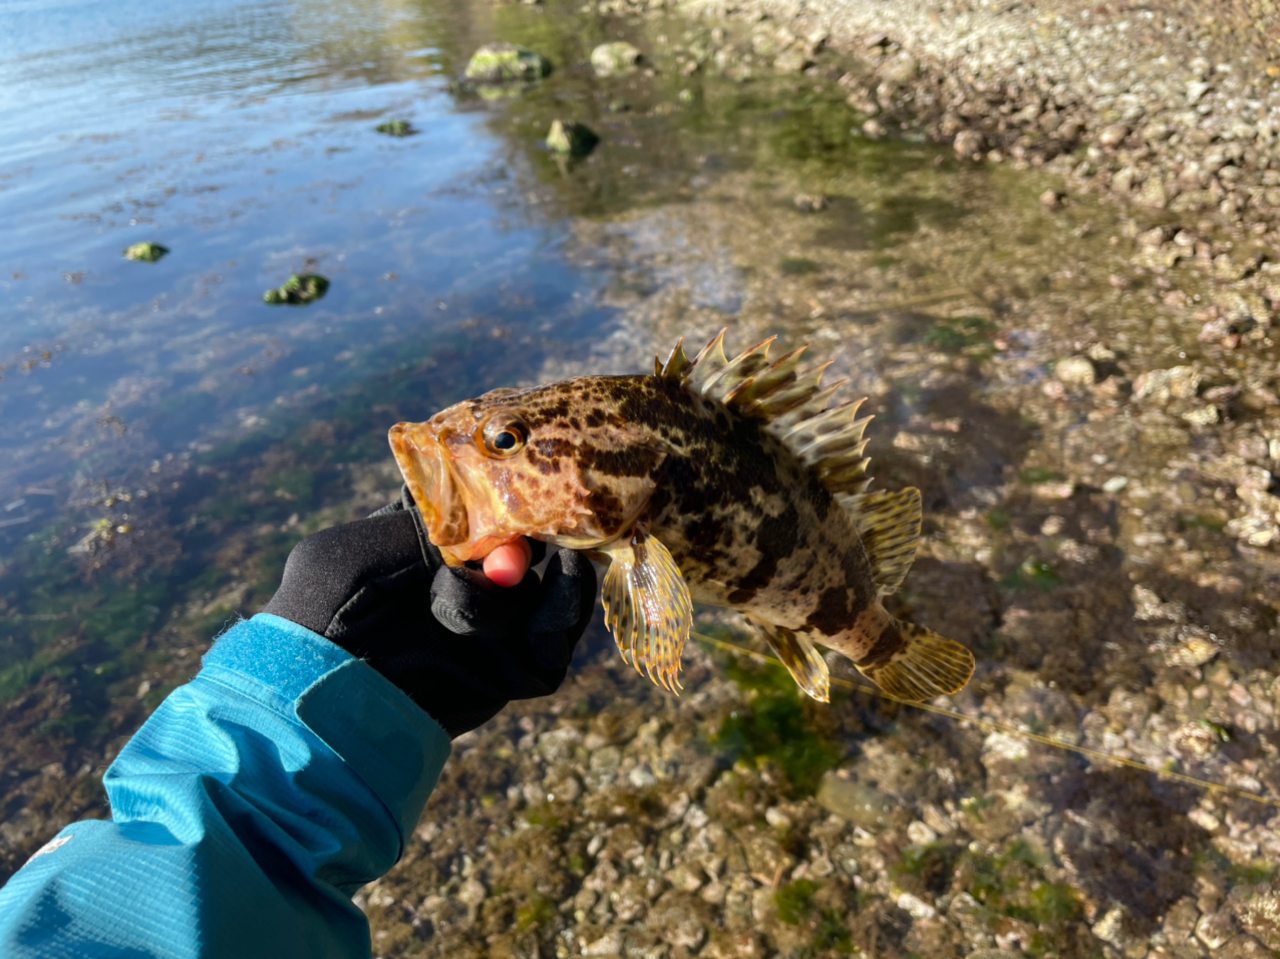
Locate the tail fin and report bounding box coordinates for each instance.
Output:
[857,620,974,702]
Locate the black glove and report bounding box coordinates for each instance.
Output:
[264,489,597,737]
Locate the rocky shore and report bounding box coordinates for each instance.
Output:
[352,3,1280,957]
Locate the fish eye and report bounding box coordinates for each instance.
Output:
[481,416,527,457]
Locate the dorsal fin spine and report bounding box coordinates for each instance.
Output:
[663,329,879,502]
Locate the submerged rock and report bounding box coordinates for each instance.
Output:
[465,43,551,83]
[374,120,414,137]
[591,41,641,77]
[546,120,599,157]
[263,274,329,306]
[123,242,169,263]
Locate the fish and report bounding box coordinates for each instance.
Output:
[388,330,975,703]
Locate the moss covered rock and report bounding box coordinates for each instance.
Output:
[263,274,329,306]
[123,242,169,263]
[546,120,598,157]
[465,43,551,83]
[590,41,641,77]
[375,120,414,137]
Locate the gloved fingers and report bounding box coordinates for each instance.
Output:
[264,511,425,636]
[523,548,598,677]
[430,562,542,639]
[528,538,548,567]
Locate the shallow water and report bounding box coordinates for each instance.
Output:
[4,0,1279,954]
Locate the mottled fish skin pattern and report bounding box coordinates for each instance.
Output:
[394,369,906,675]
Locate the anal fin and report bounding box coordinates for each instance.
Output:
[600,529,693,693]
[755,621,830,703]
[857,620,974,702]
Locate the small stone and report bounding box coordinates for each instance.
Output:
[590,41,641,77]
[465,43,551,83]
[1196,910,1236,950]
[1236,887,1280,949]
[793,193,828,212]
[1054,356,1096,387]
[1098,124,1129,148]
[953,129,985,157]
[816,773,894,828]
[1102,477,1129,494]
[773,49,811,74]
[1187,80,1213,104]
[1039,189,1065,209]
[861,118,886,138]
[1165,630,1219,668]
[897,891,937,920]
[907,820,938,845]
[764,807,792,828]
[123,242,169,263]
[546,120,599,157]
[1182,405,1219,427]
[582,930,624,955]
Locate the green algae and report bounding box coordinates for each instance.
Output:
[712,652,844,797]
[775,879,855,954]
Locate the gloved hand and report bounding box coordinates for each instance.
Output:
[264,488,597,737]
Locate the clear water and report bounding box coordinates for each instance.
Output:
[4,0,1277,953]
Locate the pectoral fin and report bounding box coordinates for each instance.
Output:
[755,620,830,703]
[600,529,693,693]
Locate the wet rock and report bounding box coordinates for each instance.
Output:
[1054,356,1095,387]
[953,129,985,158]
[861,118,886,138]
[546,120,599,157]
[1039,189,1064,209]
[815,773,893,828]
[262,274,328,306]
[773,48,811,74]
[1098,124,1129,148]
[1133,366,1201,404]
[590,42,641,77]
[1235,886,1280,949]
[123,242,168,263]
[1196,908,1238,950]
[465,43,551,83]
[374,120,414,137]
[582,929,623,955]
[1092,903,1143,955]
[792,193,828,212]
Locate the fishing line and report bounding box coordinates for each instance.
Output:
[691,630,1278,809]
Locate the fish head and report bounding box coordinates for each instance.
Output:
[389,378,665,565]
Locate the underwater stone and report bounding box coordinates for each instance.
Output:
[815,772,893,829]
[546,120,599,157]
[465,43,551,83]
[263,274,329,306]
[123,242,169,263]
[375,120,414,137]
[1054,356,1096,387]
[590,41,641,77]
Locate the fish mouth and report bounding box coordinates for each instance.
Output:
[388,421,472,564]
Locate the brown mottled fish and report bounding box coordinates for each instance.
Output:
[388,330,975,703]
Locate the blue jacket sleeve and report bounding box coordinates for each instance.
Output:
[0,613,453,959]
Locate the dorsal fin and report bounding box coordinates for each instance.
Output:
[656,329,875,497]
[843,488,922,596]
